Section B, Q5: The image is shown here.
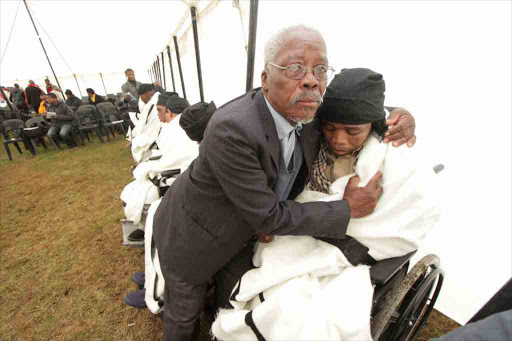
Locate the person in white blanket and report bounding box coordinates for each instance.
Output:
[211,68,440,341]
[124,100,217,310]
[129,84,163,164]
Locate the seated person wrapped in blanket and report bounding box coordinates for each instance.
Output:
[120,93,195,235]
[211,68,441,341]
[124,100,217,310]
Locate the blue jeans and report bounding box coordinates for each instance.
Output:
[47,125,74,146]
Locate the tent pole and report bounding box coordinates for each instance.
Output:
[173,36,187,100]
[0,87,16,111]
[161,51,167,90]
[166,45,176,93]
[99,73,108,96]
[73,74,83,97]
[245,0,259,92]
[157,55,163,85]
[191,6,204,102]
[149,69,153,83]
[22,0,63,93]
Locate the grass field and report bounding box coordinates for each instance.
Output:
[0,135,459,341]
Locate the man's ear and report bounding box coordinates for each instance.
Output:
[261,71,268,92]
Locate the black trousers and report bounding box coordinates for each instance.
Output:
[162,243,255,341]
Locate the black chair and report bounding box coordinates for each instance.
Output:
[75,105,105,143]
[23,117,58,153]
[96,102,126,140]
[2,119,36,160]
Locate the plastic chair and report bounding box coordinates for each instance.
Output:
[96,102,126,140]
[23,117,60,153]
[2,119,36,160]
[75,105,105,143]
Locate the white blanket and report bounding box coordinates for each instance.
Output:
[212,136,440,340]
[131,93,162,164]
[144,198,166,314]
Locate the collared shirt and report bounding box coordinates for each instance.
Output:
[264,96,304,201]
[90,94,96,103]
[264,96,303,167]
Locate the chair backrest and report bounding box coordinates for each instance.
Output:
[25,116,46,128]
[2,119,25,139]
[127,99,140,113]
[96,102,120,124]
[75,105,99,127]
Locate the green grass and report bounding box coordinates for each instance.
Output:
[0,135,459,341]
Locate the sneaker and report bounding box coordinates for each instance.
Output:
[128,229,145,242]
[132,271,145,287]
[124,289,146,308]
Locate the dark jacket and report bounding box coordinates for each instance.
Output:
[47,101,75,126]
[88,94,106,106]
[25,86,43,109]
[153,88,351,284]
[66,95,83,111]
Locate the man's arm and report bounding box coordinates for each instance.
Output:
[207,117,351,239]
[56,105,75,121]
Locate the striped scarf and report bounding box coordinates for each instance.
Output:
[306,142,332,194]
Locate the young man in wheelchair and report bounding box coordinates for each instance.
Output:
[211,68,440,340]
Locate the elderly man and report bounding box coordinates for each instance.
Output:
[45,93,76,148]
[153,25,415,341]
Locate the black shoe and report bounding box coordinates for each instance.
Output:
[132,271,145,287]
[128,229,145,242]
[124,289,146,308]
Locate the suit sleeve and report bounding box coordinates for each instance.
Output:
[206,117,350,239]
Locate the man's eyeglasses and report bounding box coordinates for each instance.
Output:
[268,62,335,81]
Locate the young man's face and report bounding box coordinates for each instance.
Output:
[157,105,176,123]
[322,121,372,156]
[126,71,135,81]
[66,93,72,99]
[47,96,57,105]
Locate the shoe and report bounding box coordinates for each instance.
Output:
[132,271,145,287]
[128,229,145,242]
[124,289,146,308]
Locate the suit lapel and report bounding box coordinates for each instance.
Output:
[300,121,321,177]
[255,90,280,172]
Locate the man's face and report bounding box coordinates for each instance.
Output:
[322,121,372,157]
[45,80,50,85]
[41,95,48,102]
[66,93,72,99]
[261,31,328,124]
[88,92,93,98]
[126,71,135,81]
[140,91,154,104]
[47,96,57,105]
[157,105,176,123]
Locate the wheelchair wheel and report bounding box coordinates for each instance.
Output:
[374,254,444,341]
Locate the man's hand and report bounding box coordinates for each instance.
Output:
[384,108,416,147]
[343,172,383,218]
[258,232,274,243]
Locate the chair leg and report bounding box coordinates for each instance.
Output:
[109,127,116,139]
[28,139,37,155]
[96,128,105,143]
[49,136,61,150]
[4,143,12,161]
[118,123,127,136]
[40,138,48,150]
[13,142,23,154]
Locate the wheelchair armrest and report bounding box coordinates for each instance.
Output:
[149,155,162,161]
[161,169,181,178]
[370,251,417,285]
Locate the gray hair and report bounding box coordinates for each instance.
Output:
[263,25,323,73]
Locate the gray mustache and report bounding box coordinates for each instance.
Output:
[290,90,323,105]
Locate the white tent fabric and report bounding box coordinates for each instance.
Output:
[1,0,510,325]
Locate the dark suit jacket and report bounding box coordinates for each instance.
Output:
[153,88,351,284]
